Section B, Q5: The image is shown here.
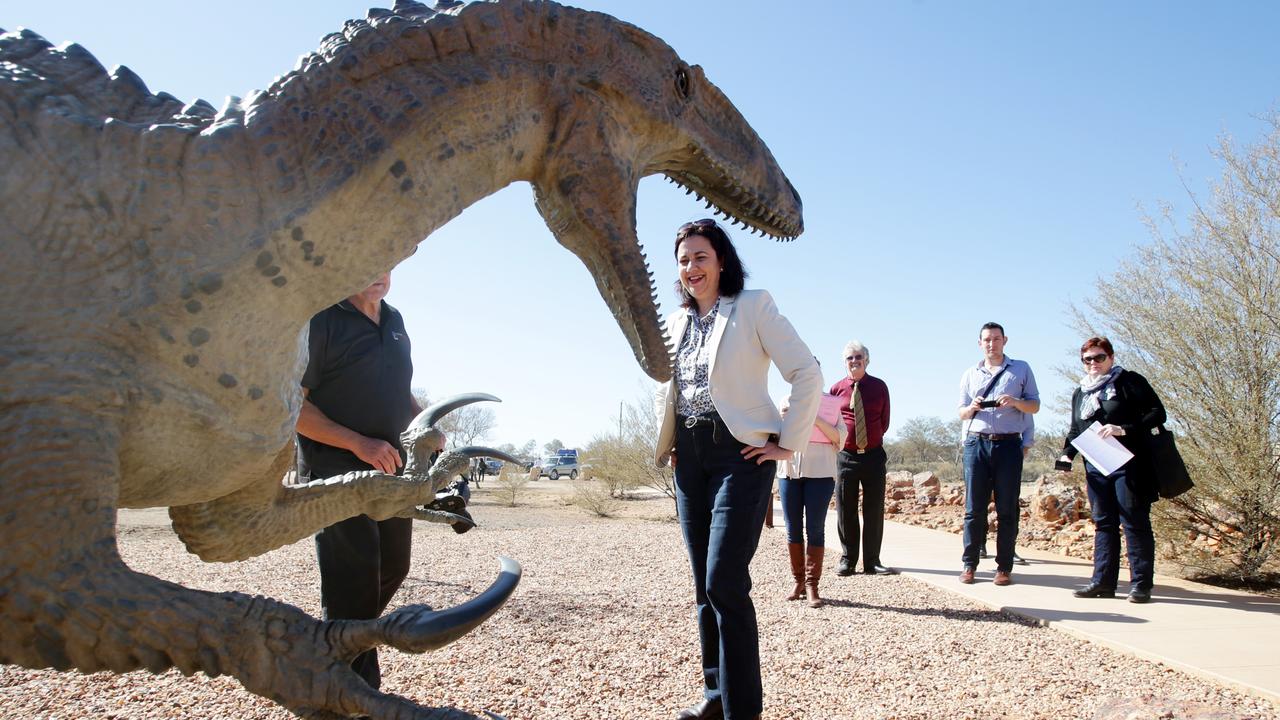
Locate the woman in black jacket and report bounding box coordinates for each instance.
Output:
[1057,337,1166,604]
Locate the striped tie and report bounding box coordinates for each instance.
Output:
[851,381,868,451]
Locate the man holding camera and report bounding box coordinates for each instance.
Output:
[957,322,1039,586]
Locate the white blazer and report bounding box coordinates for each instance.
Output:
[654,289,822,467]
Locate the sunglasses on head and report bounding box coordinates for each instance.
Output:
[1081,353,1109,364]
[677,218,720,237]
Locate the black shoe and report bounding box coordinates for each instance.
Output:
[1128,588,1152,604]
[676,697,723,720]
[978,546,989,559]
[835,560,856,577]
[865,564,898,575]
[1012,552,1029,566]
[1072,583,1115,599]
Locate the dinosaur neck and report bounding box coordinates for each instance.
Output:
[216,10,586,322]
[239,75,544,316]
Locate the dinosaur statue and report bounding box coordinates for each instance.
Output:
[0,0,803,717]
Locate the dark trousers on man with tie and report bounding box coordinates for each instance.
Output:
[835,446,887,574]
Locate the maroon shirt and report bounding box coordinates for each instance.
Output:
[829,374,891,452]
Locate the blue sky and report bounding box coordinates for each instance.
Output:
[11,1,1278,451]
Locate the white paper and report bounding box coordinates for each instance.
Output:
[1069,421,1135,476]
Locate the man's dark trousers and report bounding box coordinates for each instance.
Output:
[961,435,1023,573]
[316,514,413,689]
[836,446,887,571]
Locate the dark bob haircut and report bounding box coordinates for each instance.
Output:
[1080,336,1115,356]
[673,218,749,310]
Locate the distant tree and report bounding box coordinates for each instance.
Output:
[412,387,431,412]
[583,391,673,500]
[1070,116,1280,581]
[436,405,496,449]
[888,416,957,467]
[492,463,527,507]
[518,439,538,462]
[543,438,564,455]
[409,388,496,449]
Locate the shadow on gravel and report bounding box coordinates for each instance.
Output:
[819,597,1041,625]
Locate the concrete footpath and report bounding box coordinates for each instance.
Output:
[875,518,1280,703]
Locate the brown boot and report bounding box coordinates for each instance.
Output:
[805,546,824,608]
[785,543,805,600]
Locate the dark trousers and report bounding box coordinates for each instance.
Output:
[1085,461,1155,591]
[961,435,1023,572]
[835,447,887,570]
[316,513,414,689]
[779,476,835,547]
[674,419,773,720]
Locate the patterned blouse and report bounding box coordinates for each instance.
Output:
[674,298,720,418]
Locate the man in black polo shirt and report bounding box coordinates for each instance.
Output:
[296,271,426,690]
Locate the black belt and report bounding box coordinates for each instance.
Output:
[969,431,1021,440]
[679,412,720,429]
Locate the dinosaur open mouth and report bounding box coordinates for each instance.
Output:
[664,146,804,241]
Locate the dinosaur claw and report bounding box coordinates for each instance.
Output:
[406,506,474,528]
[378,557,521,653]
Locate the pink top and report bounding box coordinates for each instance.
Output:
[809,392,845,444]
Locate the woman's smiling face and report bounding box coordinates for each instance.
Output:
[677,234,722,309]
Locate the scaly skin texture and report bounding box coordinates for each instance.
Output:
[0,1,803,717]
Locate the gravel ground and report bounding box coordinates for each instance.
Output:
[1,483,1276,720]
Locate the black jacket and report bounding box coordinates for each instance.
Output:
[1063,369,1167,499]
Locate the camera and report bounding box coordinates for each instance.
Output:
[1054,459,1073,473]
[978,399,999,409]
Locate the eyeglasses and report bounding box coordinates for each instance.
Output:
[845,354,865,362]
[676,218,720,238]
[1081,353,1109,364]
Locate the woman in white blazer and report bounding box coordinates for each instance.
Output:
[655,218,821,720]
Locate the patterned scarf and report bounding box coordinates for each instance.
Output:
[1078,364,1124,420]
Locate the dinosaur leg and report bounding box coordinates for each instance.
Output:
[0,406,518,718]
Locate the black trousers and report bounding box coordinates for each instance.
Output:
[835,447,887,570]
[315,514,413,689]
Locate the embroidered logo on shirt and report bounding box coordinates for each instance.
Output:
[391,331,405,341]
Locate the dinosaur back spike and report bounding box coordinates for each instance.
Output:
[0,28,53,64]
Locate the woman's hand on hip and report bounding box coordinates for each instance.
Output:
[741,441,791,465]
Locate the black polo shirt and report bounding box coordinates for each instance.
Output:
[297,299,416,478]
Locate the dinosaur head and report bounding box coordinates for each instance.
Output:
[525,5,803,382]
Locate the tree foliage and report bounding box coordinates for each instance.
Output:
[1071,116,1280,580]
[583,390,674,499]
[886,416,960,470]
[410,388,497,449]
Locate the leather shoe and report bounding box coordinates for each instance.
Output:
[959,566,975,584]
[675,697,723,720]
[1128,588,1152,604]
[865,564,898,575]
[993,570,1012,586]
[1072,583,1115,599]
[1012,552,1029,565]
[835,560,856,577]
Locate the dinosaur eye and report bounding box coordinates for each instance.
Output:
[674,66,691,99]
